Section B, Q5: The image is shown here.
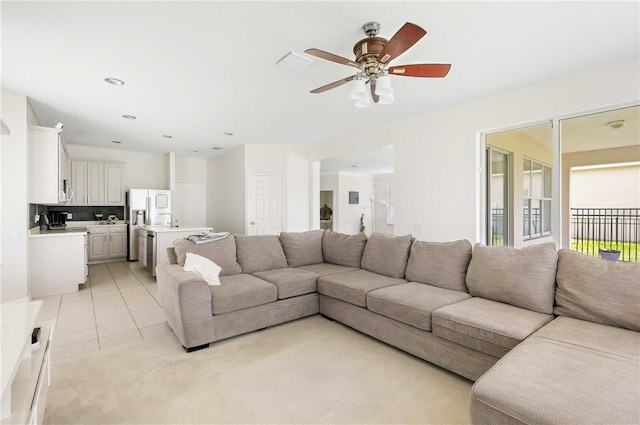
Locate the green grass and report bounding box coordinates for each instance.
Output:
[571,238,639,262]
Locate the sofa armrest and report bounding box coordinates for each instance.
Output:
[156,263,216,348]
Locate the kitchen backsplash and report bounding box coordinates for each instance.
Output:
[29,204,126,228]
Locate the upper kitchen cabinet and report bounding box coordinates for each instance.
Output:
[71,160,126,206]
[28,125,70,204]
[104,163,125,205]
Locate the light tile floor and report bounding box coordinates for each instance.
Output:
[34,261,175,363]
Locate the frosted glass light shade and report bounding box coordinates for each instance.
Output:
[350,79,368,100]
[378,92,394,105]
[355,96,371,108]
[375,75,392,96]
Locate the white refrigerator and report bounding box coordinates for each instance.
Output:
[126,189,171,261]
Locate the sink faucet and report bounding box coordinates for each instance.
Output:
[158,212,175,227]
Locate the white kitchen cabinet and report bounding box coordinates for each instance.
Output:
[87,225,127,263]
[29,232,86,297]
[70,161,88,205]
[104,163,125,205]
[71,161,125,206]
[86,162,104,205]
[108,226,127,257]
[88,227,108,260]
[28,125,69,204]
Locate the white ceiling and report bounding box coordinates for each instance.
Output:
[2,1,639,159]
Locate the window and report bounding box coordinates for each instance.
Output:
[523,158,552,239]
[486,147,510,246]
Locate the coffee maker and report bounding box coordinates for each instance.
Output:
[48,211,67,229]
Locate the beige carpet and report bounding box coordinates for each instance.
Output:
[44,315,472,424]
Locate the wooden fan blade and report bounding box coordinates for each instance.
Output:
[304,48,361,69]
[310,75,356,94]
[377,22,427,65]
[388,64,451,78]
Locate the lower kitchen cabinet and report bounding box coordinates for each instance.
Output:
[87,225,127,263]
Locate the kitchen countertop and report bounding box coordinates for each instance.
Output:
[29,226,88,237]
[141,225,212,234]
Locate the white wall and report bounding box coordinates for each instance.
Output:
[373,174,394,235]
[66,144,166,190]
[570,164,640,209]
[310,58,640,244]
[243,144,310,233]
[1,89,30,302]
[207,146,245,234]
[173,155,207,226]
[337,172,374,235]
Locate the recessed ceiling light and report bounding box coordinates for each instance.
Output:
[212,147,223,150]
[105,78,125,85]
[192,150,198,153]
[122,115,137,120]
[223,132,234,136]
[162,135,172,138]
[112,140,122,144]
[350,164,360,168]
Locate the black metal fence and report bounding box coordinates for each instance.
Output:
[571,208,640,262]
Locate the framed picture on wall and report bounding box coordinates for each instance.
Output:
[349,191,359,204]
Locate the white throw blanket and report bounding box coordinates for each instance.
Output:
[185,231,230,244]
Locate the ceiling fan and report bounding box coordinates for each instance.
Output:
[305,22,451,107]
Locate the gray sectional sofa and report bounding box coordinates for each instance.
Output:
[155,229,640,425]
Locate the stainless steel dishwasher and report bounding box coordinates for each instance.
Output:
[146,229,156,275]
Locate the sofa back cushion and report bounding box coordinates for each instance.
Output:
[234,234,288,274]
[322,230,367,268]
[173,236,242,276]
[466,243,557,314]
[280,229,324,267]
[555,249,640,331]
[361,233,413,279]
[405,239,472,292]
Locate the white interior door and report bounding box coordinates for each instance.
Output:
[248,174,283,235]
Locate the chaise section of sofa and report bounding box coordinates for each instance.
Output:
[470,249,640,425]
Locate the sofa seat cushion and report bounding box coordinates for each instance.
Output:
[367,282,472,331]
[279,230,324,267]
[432,297,554,357]
[318,269,406,307]
[211,274,277,315]
[296,263,359,277]
[555,248,640,331]
[470,317,640,425]
[253,268,319,299]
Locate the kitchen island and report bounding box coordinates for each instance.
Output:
[140,225,212,276]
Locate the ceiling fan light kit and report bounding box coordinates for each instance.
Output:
[305,21,451,108]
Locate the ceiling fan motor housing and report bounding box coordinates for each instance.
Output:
[353,37,387,78]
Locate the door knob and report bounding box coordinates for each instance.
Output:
[250,221,255,225]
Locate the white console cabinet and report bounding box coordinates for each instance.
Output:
[1,301,53,425]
